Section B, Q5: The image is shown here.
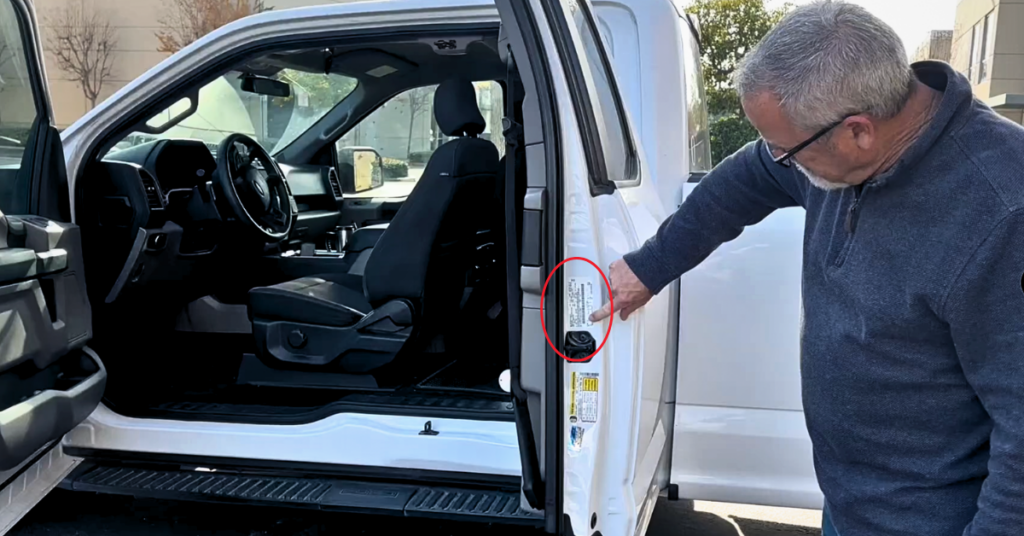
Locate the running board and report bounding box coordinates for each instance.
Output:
[61,463,542,525]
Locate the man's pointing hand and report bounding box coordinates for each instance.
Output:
[590,259,654,322]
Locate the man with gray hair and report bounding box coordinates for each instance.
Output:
[590,1,1024,534]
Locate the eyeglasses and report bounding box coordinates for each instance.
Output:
[766,112,860,167]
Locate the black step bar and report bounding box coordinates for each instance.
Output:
[62,463,542,525]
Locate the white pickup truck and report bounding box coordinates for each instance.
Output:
[0,0,810,535]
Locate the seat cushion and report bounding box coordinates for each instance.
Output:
[249,276,371,328]
[316,272,365,294]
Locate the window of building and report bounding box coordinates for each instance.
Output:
[981,11,996,82]
[968,10,996,84]
[335,81,505,199]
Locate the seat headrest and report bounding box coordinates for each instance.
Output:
[434,79,486,137]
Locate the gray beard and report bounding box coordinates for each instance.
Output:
[796,161,850,191]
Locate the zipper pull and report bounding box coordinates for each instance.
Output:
[845,202,857,233]
[845,185,864,234]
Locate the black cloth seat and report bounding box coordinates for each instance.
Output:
[248,78,499,371]
[249,275,368,328]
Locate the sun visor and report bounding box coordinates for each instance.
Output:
[331,49,418,79]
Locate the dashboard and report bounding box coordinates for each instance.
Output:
[153,141,218,194]
[101,138,403,242]
[85,137,409,306]
[104,139,219,210]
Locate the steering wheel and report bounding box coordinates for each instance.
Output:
[215,133,293,242]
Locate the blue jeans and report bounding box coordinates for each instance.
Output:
[822,502,840,536]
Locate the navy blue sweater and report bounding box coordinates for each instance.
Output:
[624,61,1024,535]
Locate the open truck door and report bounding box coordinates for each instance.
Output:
[497,1,669,535]
[0,0,104,532]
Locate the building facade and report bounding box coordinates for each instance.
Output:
[951,0,1024,123]
[912,30,953,63]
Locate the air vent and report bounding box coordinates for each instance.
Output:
[139,172,162,209]
[327,168,343,197]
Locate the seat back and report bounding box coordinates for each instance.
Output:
[363,79,499,326]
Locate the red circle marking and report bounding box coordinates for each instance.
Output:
[540,257,613,362]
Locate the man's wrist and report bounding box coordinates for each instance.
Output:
[622,247,671,295]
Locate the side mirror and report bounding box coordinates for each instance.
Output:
[353,149,383,193]
[337,146,384,194]
[240,74,291,98]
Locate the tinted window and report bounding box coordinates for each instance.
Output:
[0,0,39,213]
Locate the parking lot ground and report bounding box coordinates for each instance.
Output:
[651,500,822,536]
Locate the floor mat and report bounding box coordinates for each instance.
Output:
[416,359,508,395]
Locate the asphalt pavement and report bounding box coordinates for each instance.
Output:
[10,489,822,536]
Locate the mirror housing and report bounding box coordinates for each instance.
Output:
[337,146,384,194]
[240,74,291,98]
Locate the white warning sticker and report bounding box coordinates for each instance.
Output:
[567,276,595,329]
[569,371,599,424]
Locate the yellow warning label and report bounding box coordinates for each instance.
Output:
[570,371,599,425]
[569,371,577,417]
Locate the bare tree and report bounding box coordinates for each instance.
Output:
[155,0,267,54]
[45,3,117,110]
[404,87,433,159]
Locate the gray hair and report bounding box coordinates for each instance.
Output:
[733,0,914,132]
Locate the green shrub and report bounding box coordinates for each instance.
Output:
[710,114,760,166]
[381,157,409,179]
[407,151,433,165]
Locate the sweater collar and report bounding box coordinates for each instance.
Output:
[865,60,975,189]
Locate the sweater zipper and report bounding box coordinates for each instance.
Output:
[836,183,865,267]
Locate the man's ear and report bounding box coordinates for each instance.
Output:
[847,117,875,150]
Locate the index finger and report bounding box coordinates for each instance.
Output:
[589,300,613,323]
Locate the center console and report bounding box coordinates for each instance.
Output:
[267,223,388,280]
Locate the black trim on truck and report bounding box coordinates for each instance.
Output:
[61,448,524,490]
[498,0,566,531]
[62,460,543,525]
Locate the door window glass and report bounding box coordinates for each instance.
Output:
[335,81,505,199]
[0,0,40,213]
[562,0,638,185]
[682,19,712,173]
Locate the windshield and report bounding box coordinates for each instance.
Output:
[109,69,358,156]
